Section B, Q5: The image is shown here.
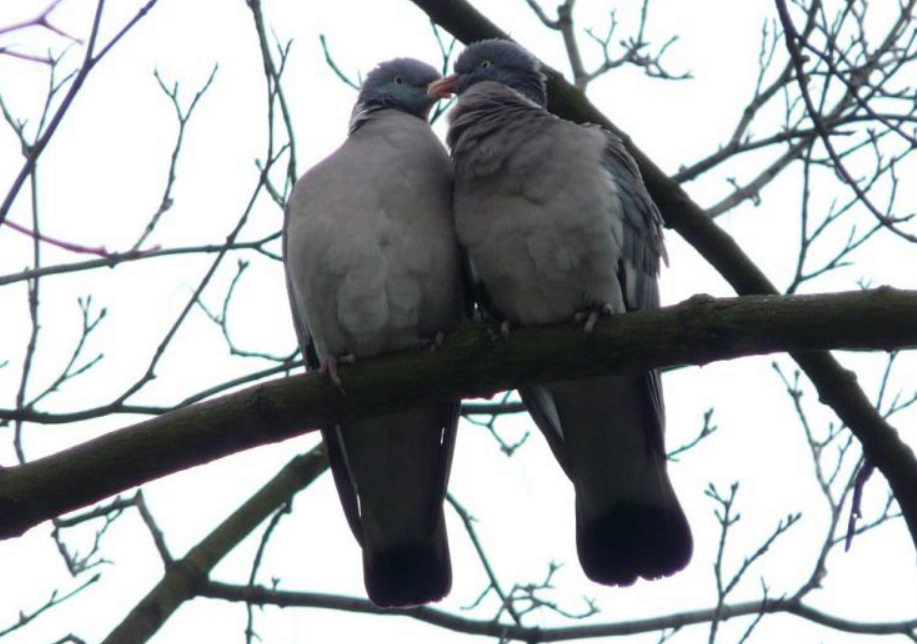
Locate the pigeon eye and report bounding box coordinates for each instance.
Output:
[393,76,404,85]
[480,60,492,69]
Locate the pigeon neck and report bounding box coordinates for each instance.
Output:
[446,83,545,150]
[349,103,429,135]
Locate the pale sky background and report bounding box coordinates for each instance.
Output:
[1,1,916,643]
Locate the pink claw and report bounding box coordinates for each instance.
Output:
[574,304,614,333]
[320,355,355,389]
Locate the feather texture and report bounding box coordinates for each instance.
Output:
[284,101,463,607]
[448,59,691,585]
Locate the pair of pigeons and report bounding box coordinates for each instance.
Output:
[283,39,692,608]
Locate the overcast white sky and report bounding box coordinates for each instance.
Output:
[1,1,916,643]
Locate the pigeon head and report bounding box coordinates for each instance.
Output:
[427,39,546,106]
[355,58,442,120]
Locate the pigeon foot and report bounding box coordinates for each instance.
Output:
[320,354,356,389]
[574,304,615,333]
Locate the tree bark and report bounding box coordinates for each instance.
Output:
[1,289,915,542]
[100,446,328,644]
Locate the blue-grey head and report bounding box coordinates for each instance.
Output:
[353,58,442,123]
[427,39,546,106]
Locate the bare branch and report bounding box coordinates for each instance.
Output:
[0,233,283,287]
[522,0,559,29]
[775,0,917,243]
[0,573,100,638]
[2,289,917,542]
[318,34,360,90]
[0,0,161,230]
[447,493,522,625]
[667,408,719,461]
[134,490,172,565]
[0,0,81,43]
[200,581,917,641]
[462,391,530,456]
[99,447,327,644]
[132,64,219,250]
[244,501,291,644]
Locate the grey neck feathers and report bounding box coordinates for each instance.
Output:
[447,84,552,178]
[348,103,386,134]
[349,103,428,135]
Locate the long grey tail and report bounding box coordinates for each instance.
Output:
[323,402,458,608]
[520,371,692,586]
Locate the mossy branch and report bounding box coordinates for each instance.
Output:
[1,289,915,543]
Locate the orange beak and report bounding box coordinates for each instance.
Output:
[427,74,458,99]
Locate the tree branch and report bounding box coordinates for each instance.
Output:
[1,289,916,542]
[99,447,327,644]
[403,0,917,563]
[0,0,160,230]
[199,581,917,641]
[0,234,282,287]
[774,0,917,244]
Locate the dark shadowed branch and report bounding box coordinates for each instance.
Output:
[1,288,916,542]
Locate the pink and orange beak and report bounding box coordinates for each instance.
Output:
[427,74,458,99]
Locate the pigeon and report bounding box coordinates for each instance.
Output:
[283,58,465,607]
[429,39,692,586]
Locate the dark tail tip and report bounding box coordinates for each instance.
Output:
[365,544,452,608]
[577,501,693,586]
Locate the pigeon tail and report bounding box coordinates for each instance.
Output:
[576,493,692,586]
[522,374,693,586]
[363,514,452,608]
[329,405,458,608]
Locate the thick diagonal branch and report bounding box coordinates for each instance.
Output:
[1,289,916,543]
[403,0,917,559]
[99,447,327,644]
